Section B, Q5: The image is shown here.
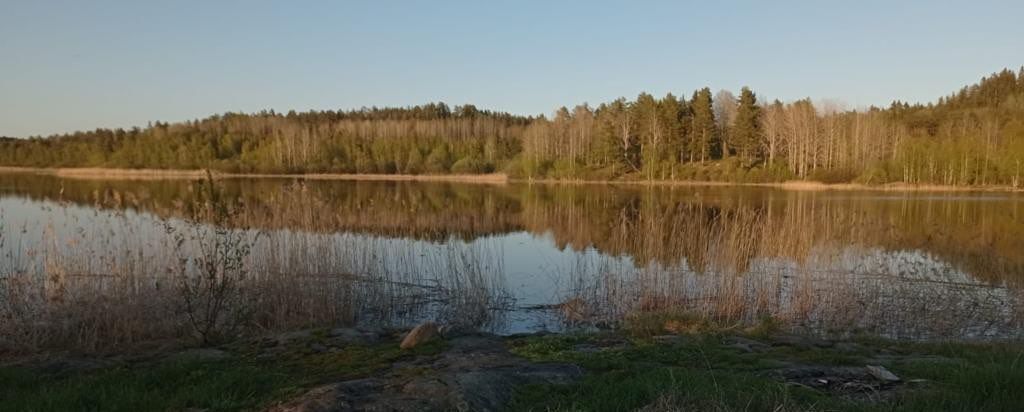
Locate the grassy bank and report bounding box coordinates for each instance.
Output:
[509,333,1024,411]
[3,325,1022,411]
[0,330,447,412]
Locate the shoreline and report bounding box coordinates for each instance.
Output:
[0,166,510,184]
[1,166,1021,192]
[3,326,1022,411]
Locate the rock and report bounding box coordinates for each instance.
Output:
[771,334,834,349]
[400,321,440,349]
[866,365,900,382]
[267,380,364,412]
[168,348,231,362]
[402,378,449,398]
[438,323,478,339]
[275,330,314,345]
[726,336,769,352]
[834,342,863,353]
[453,364,581,411]
[725,342,754,353]
[273,334,581,412]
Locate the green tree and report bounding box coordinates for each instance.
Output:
[424,144,452,173]
[689,88,717,163]
[405,147,424,174]
[732,87,763,163]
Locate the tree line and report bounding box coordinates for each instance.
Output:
[2,68,1023,186]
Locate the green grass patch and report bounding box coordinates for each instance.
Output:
[0,338,446,412]
[508,333,1024,412]
[0,359,295,412]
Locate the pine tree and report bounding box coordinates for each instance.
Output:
[658,93,683,177]
[732,87,763,163]
[689,88,717,163]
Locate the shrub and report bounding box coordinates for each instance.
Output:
[808,168,857,184]
[169,174,257,345]
[450,155,488,174]
[855,166,891,185]
[404,148,424,174]
[423,145,452,173]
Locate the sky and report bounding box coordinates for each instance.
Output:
[2,0,1022,137]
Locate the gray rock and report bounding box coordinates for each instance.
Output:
[729,336,769,350]
[168,348,231,362]
[866,365,900,382]
[725,342,754,353]
[834,342,864,353]
[271,334,580,412]
[771,334,834,349]
[275,330,314,345]
[402,378,449,398]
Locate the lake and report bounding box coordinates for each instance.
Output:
[1,172,1023,351]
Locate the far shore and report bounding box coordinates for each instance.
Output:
[0,166,510,184]
[1,166,1022,193]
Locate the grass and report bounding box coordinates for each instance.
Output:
[507,332,1024,412]
[507,333,838,411]
[0,359,294,412]
[1,327,1022,411]
[0,335,447,412]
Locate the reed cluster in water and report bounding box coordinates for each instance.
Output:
[553,205,1024,340]
[0,180,513,356]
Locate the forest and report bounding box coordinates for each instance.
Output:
[2,68,1023,186]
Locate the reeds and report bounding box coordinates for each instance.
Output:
[2,178,1022,356]
[553,204,1023,340]
[0,184,513,356]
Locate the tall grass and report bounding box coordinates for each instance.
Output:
[0,180,512,356]
[1,178,1021,356]
[554,206,1023,340]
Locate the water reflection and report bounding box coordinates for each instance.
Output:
[1,172,1022,351]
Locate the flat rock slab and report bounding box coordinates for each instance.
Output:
[268,335,581,412]
[767,363,905,401]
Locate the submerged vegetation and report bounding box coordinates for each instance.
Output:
[3,69,1024,186]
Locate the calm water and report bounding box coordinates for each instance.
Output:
[2,172,1023,341]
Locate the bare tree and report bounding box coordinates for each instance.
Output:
[713,90,738,158]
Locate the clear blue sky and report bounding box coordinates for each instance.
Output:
[2,0,1022,137]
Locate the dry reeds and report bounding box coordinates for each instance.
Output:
[0,188,512,356]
